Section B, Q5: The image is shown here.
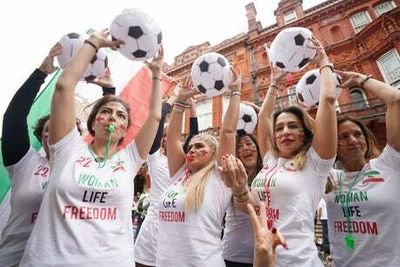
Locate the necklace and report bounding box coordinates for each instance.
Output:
[88,128,115,168]
[337,164,369,251]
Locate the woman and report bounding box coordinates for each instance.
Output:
[222,37,338,266]
[222,132,263,267]
[19,30,162,266]
[326,70,400,266]
[155,72,241,266]
[0,43,61,267]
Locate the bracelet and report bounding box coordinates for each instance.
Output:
[152,76,161,80]
[269,84,278,97]
[231,91,241,97]
[360,74,372,89]
[233,190,249,198]
[176,100,190,108]
[84,39,99,53]
[270,84,278,90]
[319,64,334,74]
[173,106,185,113]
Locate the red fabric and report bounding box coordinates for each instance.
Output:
[85,67,174,148]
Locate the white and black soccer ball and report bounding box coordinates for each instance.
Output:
[236,103,258,135]
[191,52,231,97]
[295,69,342,107]
[57,32,108,81]
[269,27,316,72]
[110,8,162,61]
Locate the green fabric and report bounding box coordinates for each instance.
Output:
[0,139,11,202]
[27,69,62,151]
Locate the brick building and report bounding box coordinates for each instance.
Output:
[164,0,400,147]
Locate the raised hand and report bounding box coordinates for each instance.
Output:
[248,202,287,267]
[87,67,113,87]
[89,29,124,50]
[335,70,366,88]
[219,154,248,194]
[229,67,242,93]
[39,42,62,74]
[145,45,164,76]
[176,78,200,102]
[307,37,330,67]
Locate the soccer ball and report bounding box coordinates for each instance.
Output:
[236,103,258,135]
[57,32,108,81]
[191,52,231,97]
[269,27,316,72]
[295,69,342,107]
[110,8,162,61]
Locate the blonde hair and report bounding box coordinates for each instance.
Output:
[269,106,315,170]
[184,134,219,213]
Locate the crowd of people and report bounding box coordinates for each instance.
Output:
[0,28,399,267]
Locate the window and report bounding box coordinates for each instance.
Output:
[196,99,213,131]
[284,10,297,24]
[350,11,371,32]
[377,49,400,88]
[374,1,395,16]
[350,89,368,110]
[288,86,298,105]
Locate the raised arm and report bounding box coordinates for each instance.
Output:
[217,70,241,166]
[166,82,199,176]
[310,38,337,159]
[149,102,172,155]
[336,70,400,151]
[182,98,199,153]
[49,31,122,145]
[2,43,61,166]
[134,47,164,159]
[258,63,287,157]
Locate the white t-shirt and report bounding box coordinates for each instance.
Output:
[222,205,254,263]
[0,148,49,267]
[156,166,232,267]
[0,189,11,236]
[251,147,334,267]
[327,145,400,267]
[318,198,327,220]
[135,150,173,265]
[19,129,144,267]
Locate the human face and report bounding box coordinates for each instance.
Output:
[337,120,367,161]
[41,119,50,158]
[237,136,258,169]
[274,112,305,158]
[186,140,213,172]
[92,101,129,143]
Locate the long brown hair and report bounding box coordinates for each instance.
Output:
[269,106,315,170]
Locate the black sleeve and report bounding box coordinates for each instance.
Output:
[183,117,199,153]
[149,102,172,155]
[1,69,47,166]
[102,86,116,96]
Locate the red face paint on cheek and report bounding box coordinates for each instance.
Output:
[198,148,209,156]
[96,114,107,124]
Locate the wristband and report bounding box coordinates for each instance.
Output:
[231,91,241,97]
[84,39,99,53]
[360,74,372,89]
[233,190,248,198]
[319,64,334,74]
[152,76,161,80]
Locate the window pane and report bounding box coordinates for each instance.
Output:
[351,11,371,32]
[351,90,367,110]
[375,1,395,16]
[196,100,212,131]
[284,10,297,24]
[377,49,400,86]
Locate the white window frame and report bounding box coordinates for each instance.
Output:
[288,85,298,105]
[374,1,396,16]
[196,99,213,131]
[377,49,400,89]
[222,95,230,117]
[284,9,297,24]
[350,11,372,33]
[350,88,369,110]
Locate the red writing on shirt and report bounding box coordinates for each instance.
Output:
[334,220,378,235]
[33,165,49,177]
[159,211,185,222]
[62,205,117,220]
[76,157,92,168]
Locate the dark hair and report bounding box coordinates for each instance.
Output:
[86,95,131,137]
[236,133,263,178]
[33,115,50,142]
[337,116,381,161]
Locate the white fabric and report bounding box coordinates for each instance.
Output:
[156,166,232,267]
[0,148,49,267]
[19,129,144,267]
[251,147,334,267]
[135,150,173,265]
[318,198,328,220]
[0,189,11,236]
[327,145,400,267]
[222,205,254,263]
